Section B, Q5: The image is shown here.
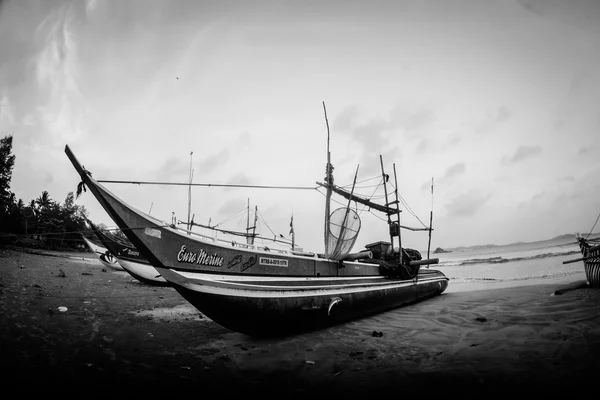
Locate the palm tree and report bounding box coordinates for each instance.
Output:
[35,191,52,211]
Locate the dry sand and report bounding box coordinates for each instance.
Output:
[1,246,599,397]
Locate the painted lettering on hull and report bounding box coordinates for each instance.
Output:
[177,245,224,267]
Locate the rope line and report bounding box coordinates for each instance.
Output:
[587,211,600,239]
[98,179,318,190]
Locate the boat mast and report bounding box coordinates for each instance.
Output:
[246,199,258,245]
[187,151,194,234]
[427,177,434,260]
[323,101,333,255]
[290,212,295,251]
[246,198,251,245]
[392,163,402,265]
[379,156,395,250]
[252,205,258,245]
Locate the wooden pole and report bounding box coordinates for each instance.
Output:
[252,205,258,246]
[563,254,599,264]
[246,198,251,245]
[323,101,332,256]
[187,151,193,233]
[290,211,295,251]
[333,165,360,257]
[427,177,434,260]
[392,163,402,265]
[380,156,396,262]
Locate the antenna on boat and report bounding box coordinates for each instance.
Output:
[322,101,333,256]
[148,201,153,215]
[187,151,194,234]
[427,177,434,260]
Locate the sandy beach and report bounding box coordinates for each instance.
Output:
[1,246,599,397]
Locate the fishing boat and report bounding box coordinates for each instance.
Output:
[86,218,169,286]
[574,234,600,287]
[64,109,448,336]
[81,234,122,271]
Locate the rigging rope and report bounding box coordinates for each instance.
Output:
[98,179,318,190]
[586,211,600,239]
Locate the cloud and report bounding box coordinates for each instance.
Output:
[473,106,511,135]
[557,175,575,183]
[0,94,14,126]
[154,156,192,181]
[217,198,246,221]
[501,145,542,164]
[445,191,491,217]
[416,138,429,153]
[34,2,86,143]
[389,105,435,134]
[445,133,462,147]
[420,179,434,192]
[225,173,251,186]
[442,162,466,181]
[334,103,435,144]
[352,117,389,147]
[332,104,360,132]
[578,145,594,155]
[85,0,98,16]
[517,0,600,36]
[197,148,231,176]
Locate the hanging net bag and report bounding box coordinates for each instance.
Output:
[326,207,361,260]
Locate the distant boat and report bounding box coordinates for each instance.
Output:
[64,107,448,336]
[81,234,122,271]
[575,234,600,287]
[86,218,169,286]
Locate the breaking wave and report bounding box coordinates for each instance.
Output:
[438,250,581,267]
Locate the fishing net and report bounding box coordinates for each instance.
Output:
[325,207,361,260]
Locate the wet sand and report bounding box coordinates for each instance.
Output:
[1,246,599,396]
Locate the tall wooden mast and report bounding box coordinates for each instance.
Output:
[392,163,402,264]
[187,151,194,234]
[323,101,332,255]
[427,177,434,260]
[246,199,258,245]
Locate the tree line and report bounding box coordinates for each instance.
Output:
[0,135,95,250]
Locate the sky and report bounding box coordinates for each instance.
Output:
[1,0,599,253]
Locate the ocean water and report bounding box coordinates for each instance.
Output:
[423,233,600,286]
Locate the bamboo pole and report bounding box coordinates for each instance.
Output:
[187,151,193,233]
[392,162,402,265]
[323,101,332,256]
[563,254,600,264]
[427,177,434,260]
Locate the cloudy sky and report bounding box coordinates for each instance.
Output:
[1,0,599,252]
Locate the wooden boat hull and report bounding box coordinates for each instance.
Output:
[65,145,449,335]
[157,267,448,335]
[116,257,169,286]
[578,237,600,287]
[87,221,169,286]
[81,236,123,271]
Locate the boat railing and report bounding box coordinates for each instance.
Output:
[172,224,319,258]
